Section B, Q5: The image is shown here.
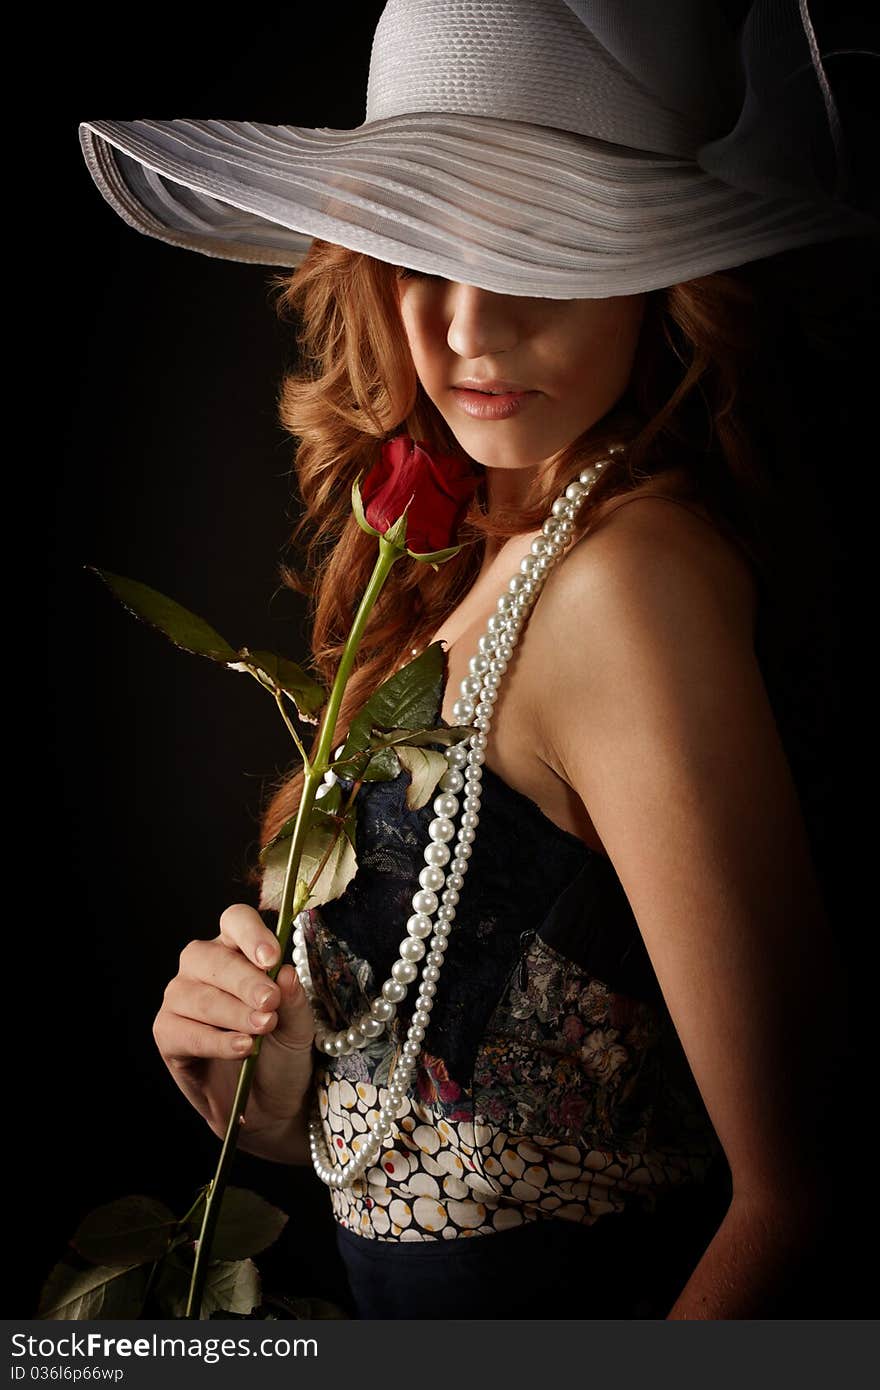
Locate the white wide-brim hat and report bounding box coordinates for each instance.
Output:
[78,0,878,300]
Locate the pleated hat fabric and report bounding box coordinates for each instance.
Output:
[77,0,876,298]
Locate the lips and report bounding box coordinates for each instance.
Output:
[451,386,537,420]
[453,379,531,393]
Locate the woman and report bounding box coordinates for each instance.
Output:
[81,0,876,1317]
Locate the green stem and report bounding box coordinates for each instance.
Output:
[185,535,403,1319]
[140,1191,207,1317]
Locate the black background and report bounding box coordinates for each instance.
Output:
[33,1,877,1320]
[40,3,389,1320]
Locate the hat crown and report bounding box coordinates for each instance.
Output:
[365,0,702,157]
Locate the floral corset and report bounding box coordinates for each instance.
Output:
[297,744,723,1244]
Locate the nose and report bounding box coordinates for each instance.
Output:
[446,281,523,360]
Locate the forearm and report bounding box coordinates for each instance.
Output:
[666,1194,829,1319]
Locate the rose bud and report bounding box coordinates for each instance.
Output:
[352,435,480,565]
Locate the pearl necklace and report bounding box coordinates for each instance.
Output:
[293,443,625,1189]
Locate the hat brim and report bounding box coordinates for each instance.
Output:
[79,113,876,298]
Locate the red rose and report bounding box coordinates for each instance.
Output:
[359,435,480,557]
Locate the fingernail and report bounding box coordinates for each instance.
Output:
[256,944,275,966]
[232,1036,253,1053]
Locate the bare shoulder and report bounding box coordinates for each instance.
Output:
[539,488,758,646]
[524,489,761,774]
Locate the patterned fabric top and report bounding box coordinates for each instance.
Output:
[299,703,723,1244]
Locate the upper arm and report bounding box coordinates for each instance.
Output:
[528,500,843,1218]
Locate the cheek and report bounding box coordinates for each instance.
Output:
[400,307,439,377]
[571,309,641,387]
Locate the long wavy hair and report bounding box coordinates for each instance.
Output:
[241,233,873,902]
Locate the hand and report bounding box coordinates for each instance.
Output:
[152,903,316,1146]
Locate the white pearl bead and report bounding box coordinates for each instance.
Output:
[433,793,459,818]
[358,1016,384,1039]
[435,908,454,925]
[520,555,538,575]
[438,769,464,793]
[552,497,574,517]
[457,826,476,844]
[413,1008,431,1027]
[565,481,586,501]
[530,536,549,555]
[461,673,482,698]
[428,817,455,844]
[424,840,451,866]
[478,633,497,654]
[391,960,418,983]
[451,698,474,722]
[468,653,490,675]
[399,936,426,962]
[446,744,469,768]
[454,843,472,862]
[461,810,480,829]
[467,747,486,765]
[487,612,506,633]
[412,887,439,915]
[408,1024,425,1042]
[372,997,396,1019]
[424,965,441,983]
[407,911,433,937]
[418,864,445,891]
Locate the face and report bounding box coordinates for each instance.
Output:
[394,269,645,504]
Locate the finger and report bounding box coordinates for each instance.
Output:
[163,976,280,1040]
[154,1010,255,1065]
[217,902,282,971]
[270,965,317,1051]
[179,938,283,1014]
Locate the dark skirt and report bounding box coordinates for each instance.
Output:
[334,1177,729,1319]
